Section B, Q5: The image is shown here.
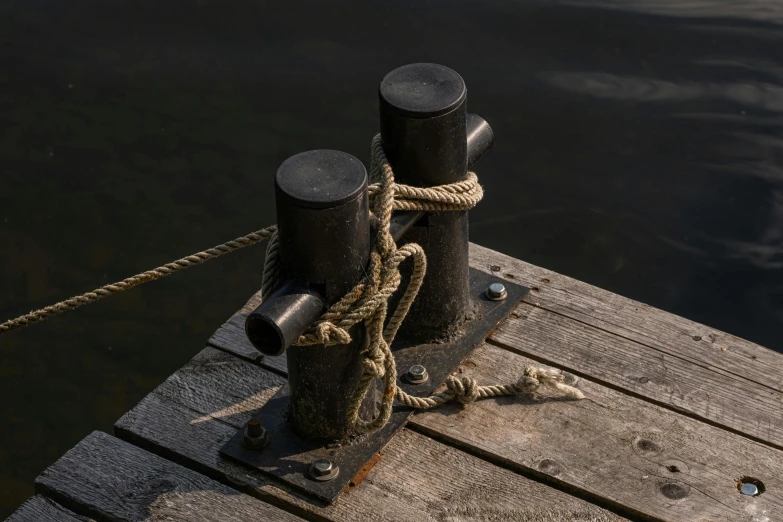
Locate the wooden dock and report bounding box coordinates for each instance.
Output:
[8,244,783,522]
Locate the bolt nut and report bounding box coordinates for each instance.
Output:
[309,459,340,481]
[486,283,508,301]
[407,364,429,384]
[243,419,270,450]
[740,483,759,496]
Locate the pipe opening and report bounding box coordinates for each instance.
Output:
[246,313,286,357]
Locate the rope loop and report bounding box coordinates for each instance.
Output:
[314,322,352,346]
[259,134,583,434]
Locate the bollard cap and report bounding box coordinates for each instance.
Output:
[380,63,466,119]
[276,150,367,209]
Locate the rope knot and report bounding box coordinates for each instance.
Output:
[515,365,543,393]
[314,322,351,346]
[362,349,387,378]
[446,375,480,404]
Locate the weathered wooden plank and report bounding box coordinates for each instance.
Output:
[210,245,783,423]
[6,495,93,522]
[199,243,783,519]
[34,430,304,522]
[411,343,783,522]
[469,243,783,393]
[491,301,783,449]
[116,346,625,522]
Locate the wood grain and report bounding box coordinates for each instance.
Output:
[190,243,783,521]
[491,301,783,449]
[35,430,304,522]
[6,495,93,522]
[116,347,625,522]
[469,243,783,393]
[208,244,783,453]
[210,244,783,395]
[411,343,783,522]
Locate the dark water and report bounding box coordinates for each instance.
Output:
[2,0,782,515]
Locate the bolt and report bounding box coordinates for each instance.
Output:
[312,459,333,475]
[740,483,759,496]
[486,282,508,301]
[407,364,429,384]
[247,419,262,437]
[309,459,340,481]
[243,419,269,450]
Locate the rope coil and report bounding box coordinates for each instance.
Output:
[261,135,583,433]
[0,134,584,436]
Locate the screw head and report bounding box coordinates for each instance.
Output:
[740,483,759,496]
[407,364,429,384]
[243,419,270,450]
[310,459,340,481]
[486,283,508,301]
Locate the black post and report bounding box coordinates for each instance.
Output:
[245,149,374,441]
[379,63,471,342]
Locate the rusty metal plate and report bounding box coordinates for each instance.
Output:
[219,268,527,502]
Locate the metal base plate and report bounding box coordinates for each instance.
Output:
[219,268,528,502]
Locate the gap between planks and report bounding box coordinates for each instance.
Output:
[34,430,306,522]
[194,242,783,520]
[208,244,783,454]
[410,343,783,522]
[114,347,625,522]
[469,243,783,393]
[116,342,783,522]
[487,305,783,452]
[6,495,93,522]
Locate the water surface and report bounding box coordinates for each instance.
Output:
[1,0,782,515]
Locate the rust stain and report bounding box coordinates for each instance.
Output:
[382,385,395,401]
[345,452,383,493]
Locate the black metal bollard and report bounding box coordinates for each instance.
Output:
[219,69,506,503]
[379,63,481,342]
[245,150,375,441]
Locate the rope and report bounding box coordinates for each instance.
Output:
[260,135,584,434]
[1,133,584,436]
[0,226,277,334]
[396,366,585,410]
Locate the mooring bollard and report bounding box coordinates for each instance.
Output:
[244,149,374,441]
[219,68,521,503]
[380,63,493,342]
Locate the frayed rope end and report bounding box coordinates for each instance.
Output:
[517,366,586,400]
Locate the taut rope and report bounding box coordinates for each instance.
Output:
[0,227,277,334]
[0,135,584,434]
